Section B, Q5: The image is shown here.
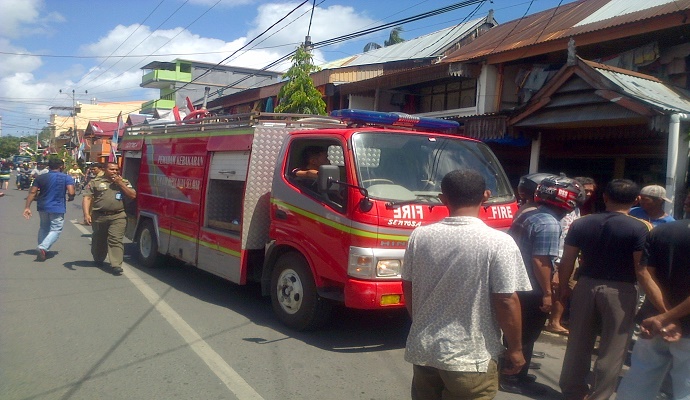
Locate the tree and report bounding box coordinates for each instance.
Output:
[384,27,405,47]
[363,26,405,52]
[0,136,26,159]
[275,46,327,115]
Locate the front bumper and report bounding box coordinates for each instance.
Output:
[344,279,405,309]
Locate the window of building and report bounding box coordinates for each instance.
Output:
[419,79,476,113]
[179,63,192,74]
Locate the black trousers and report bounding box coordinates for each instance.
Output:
[502,290,549,379]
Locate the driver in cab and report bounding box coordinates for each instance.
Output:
[292,146,329,179]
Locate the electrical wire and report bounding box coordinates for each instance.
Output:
[73,0,165,88]
[205,0,486,102]
[173,0,310,96]
[75,0,193,90]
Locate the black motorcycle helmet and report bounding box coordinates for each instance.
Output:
[517,172,558,204]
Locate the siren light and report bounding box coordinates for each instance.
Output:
[330,109,459,132]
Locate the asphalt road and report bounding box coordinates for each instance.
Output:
[0,179,570,400]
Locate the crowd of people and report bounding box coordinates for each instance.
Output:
[402,169,690,400]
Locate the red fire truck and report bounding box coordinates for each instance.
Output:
[120,110,517,330]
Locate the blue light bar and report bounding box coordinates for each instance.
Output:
[330,109,459,131]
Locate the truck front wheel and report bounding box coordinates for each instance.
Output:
[270,253,331,331]
[137,220,159,268]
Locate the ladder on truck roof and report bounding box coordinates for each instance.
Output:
[123,112,345,137]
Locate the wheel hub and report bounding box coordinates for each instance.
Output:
[276,270,303,315]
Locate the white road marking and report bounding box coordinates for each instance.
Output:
[71,220,264,400]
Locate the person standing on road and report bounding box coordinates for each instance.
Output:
[616,191,690,400]
[501,175,584,396]
[82,162,136,275]
[0,159,12,190]
[403,168,531,400]
[547,176,596,336]
[22,159,76,261]
[629,184,675,226]
[514,172,557,219]
[558,179,652,400]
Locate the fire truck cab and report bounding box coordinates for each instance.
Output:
[120,110,517,330]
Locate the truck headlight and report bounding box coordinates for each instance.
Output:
[348,254,374,279]
[376,260,401,277]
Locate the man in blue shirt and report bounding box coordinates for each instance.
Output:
[629,184,675,226]
[617,192,690,400]
[22,159,76,261]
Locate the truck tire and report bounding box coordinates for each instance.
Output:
[270,253,331,331]
[137,220,159,268]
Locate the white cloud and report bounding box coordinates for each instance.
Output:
[0,0,41,38]
[0,39,43,76]
[247,2,377,50]
[0,0,64,39]
[73,23,290,97]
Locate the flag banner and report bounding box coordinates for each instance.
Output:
[113,111,124,144]
[109,142,118,163]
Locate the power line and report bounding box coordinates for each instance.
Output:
[180,0,487,103]
[173,0,310,96]
[76,0,193,90]
[88,0,226,92]
[73,0,166,87]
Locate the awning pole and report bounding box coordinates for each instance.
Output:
[666,113,690,216]
[529,132,541,173]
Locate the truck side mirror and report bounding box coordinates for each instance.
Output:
[318,165,340,192]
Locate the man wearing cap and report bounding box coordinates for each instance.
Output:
[629,184,675,227]
[616,192,690,400]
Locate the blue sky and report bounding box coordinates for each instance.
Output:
[0,0,575,137]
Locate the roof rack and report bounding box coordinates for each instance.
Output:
[123,112,344,136]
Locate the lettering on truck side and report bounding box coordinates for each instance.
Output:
[490,205,513,220]
[156,155,205,166]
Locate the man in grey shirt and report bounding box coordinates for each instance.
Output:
[402,169,532,399]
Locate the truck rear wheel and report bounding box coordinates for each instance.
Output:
[137,220,159,268]
[270,253,331,331]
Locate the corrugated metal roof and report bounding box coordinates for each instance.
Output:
[444,0,690,63]
[575,0,676,26]
[322,16,493,69]
[589,62,690,113]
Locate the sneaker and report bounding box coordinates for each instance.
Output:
[36,248,47,262]
[112,266,123,275]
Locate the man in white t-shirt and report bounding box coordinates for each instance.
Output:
[402,168,532,399]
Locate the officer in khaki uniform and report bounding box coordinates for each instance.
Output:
[82,162,136,275]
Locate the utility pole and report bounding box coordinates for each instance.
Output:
[60,89,87,153]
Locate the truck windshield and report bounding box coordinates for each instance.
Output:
[352,132,514,205]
